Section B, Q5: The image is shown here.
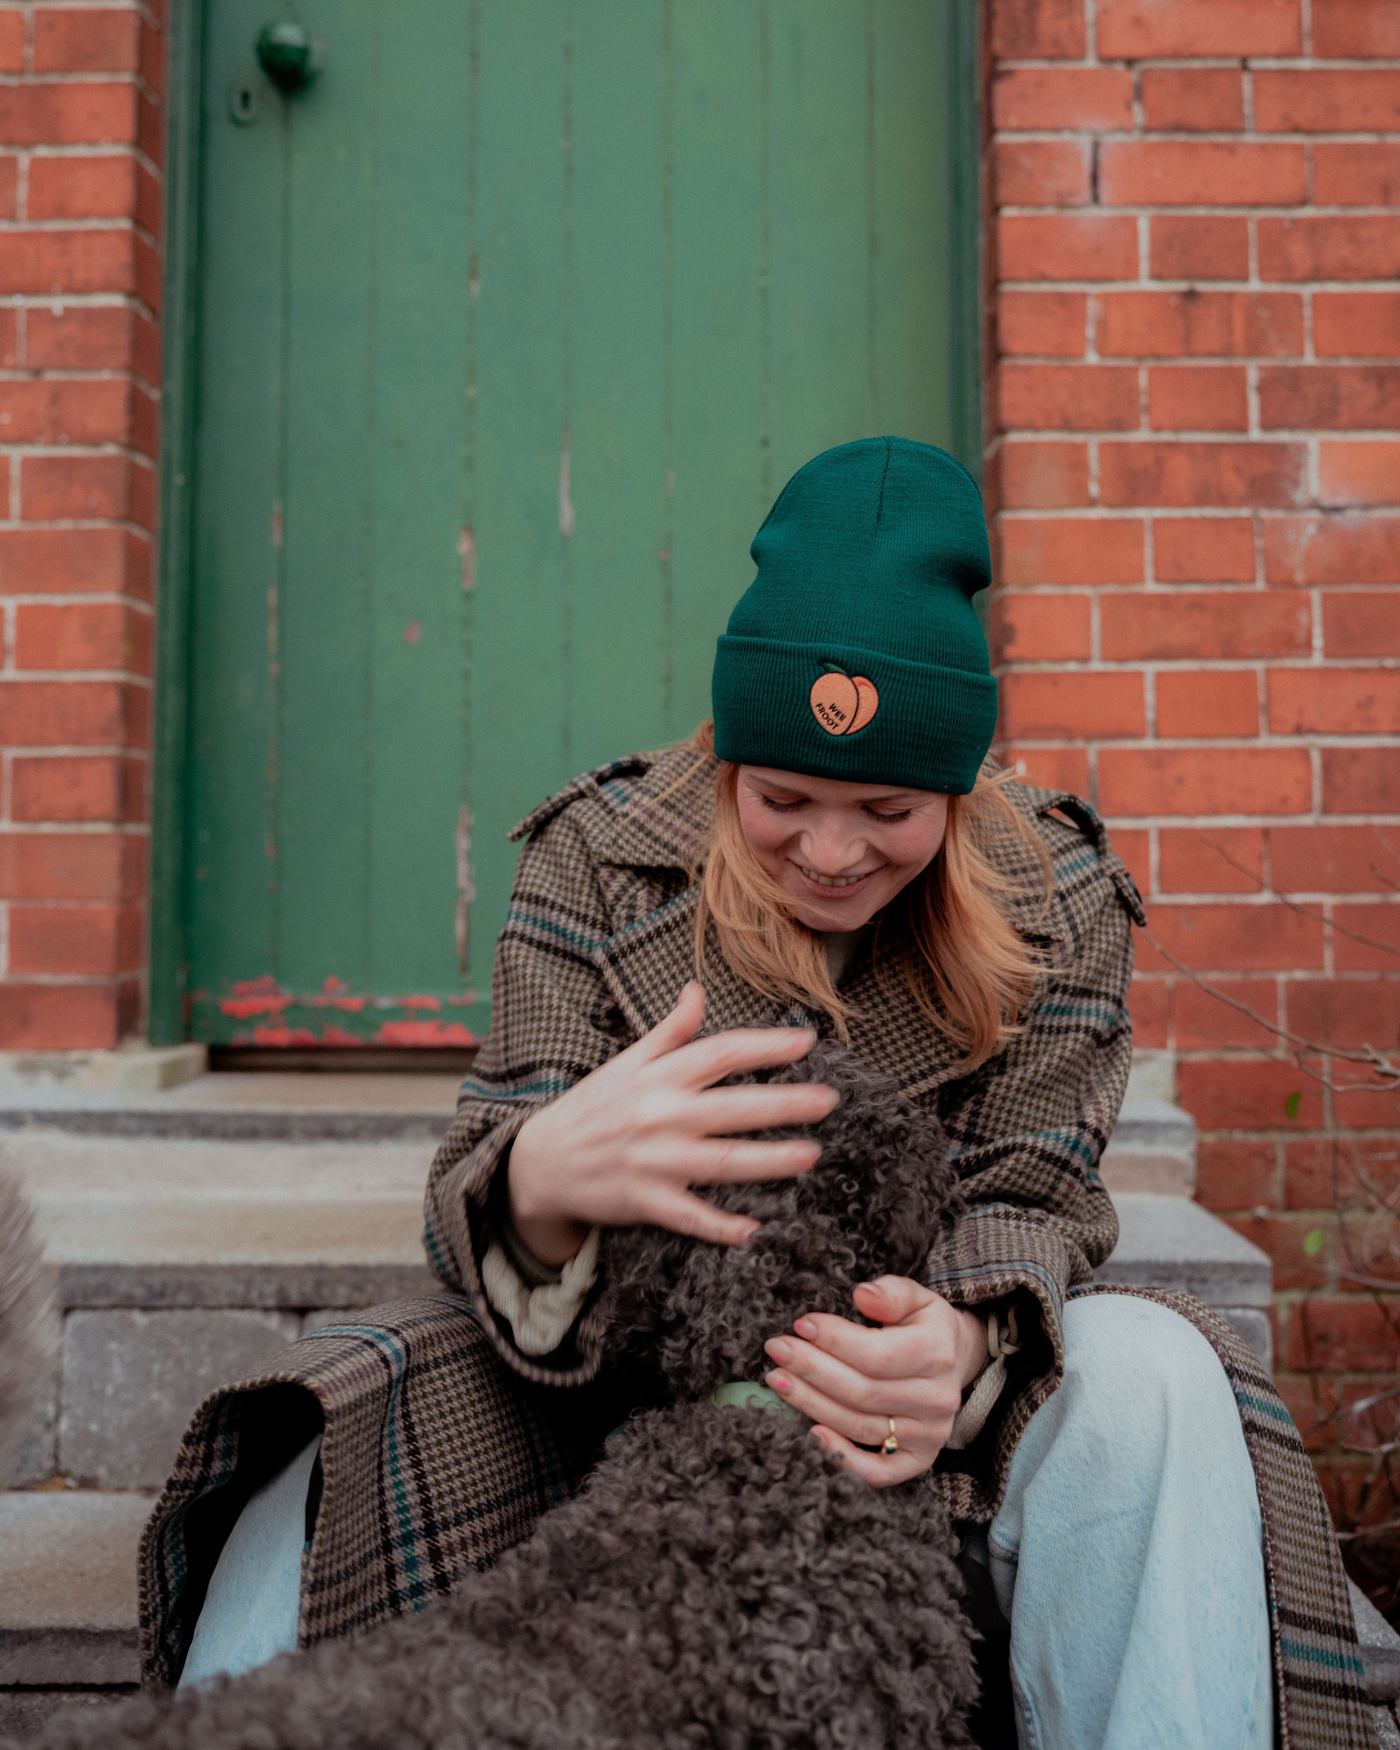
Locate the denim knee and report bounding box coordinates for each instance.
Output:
[1056,1293,1247,1477]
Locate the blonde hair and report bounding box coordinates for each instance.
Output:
[688,723,1050,1072]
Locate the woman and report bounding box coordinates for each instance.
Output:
[155,439,1369,1750]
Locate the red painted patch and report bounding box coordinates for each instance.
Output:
[374,1020,480,1048]
[220,975,293,1019]
[399,995,442,1010]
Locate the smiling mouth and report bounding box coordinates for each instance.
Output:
[793,862,877,890]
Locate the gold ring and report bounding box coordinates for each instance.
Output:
[882,1417,898,1456]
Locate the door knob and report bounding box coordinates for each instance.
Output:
[256,21,323,95]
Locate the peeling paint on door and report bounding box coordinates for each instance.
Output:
[455,806,476,978]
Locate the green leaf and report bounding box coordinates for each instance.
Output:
[819,661,848,676]
[1302,1228,1324,1258]
[1285,1090,1302,1121]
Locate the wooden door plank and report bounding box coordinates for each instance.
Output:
[362,3,475,1010]
[568,0,670,763]
[469,0,571,977]
[275,0,378,997]
[870,0,954,447]
[767,0,873,488]
[669,0,766,737]
[186,0,288,1001]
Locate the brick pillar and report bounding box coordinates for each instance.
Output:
[0,2,163,1049]
[989,0,1400,1527]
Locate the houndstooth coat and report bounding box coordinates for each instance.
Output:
[140,747,1375,1750]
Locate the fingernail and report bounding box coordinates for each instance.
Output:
[795,1318,816,1339]
[768,1372,790,1392]
[766,1339,791,1363]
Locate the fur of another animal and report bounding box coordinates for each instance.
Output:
[12,1044,980,1750]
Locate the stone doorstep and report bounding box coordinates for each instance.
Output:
[1,1495,1397,1718]
[8,1130,436,1311]
[1098,1099,1197,1198]
[0,1071,459,1144]
[1097,1193,1272,1308]
[0,1494,150,1687]
[1096,1193,1273,1367]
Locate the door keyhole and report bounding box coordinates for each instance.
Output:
[228,78,261,126]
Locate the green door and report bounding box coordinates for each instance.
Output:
[167,0,978,1047]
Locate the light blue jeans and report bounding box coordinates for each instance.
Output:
[181,1294,1273,1750]
[984,1293,1272,1750]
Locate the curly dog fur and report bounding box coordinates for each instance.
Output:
[12,1044,980,1750]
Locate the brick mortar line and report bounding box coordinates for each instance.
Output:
[993,505,1400,517]
[0,670,152,682]
[999,356,1400,366]
[0,291,157,303]
[0,820,149,833]
[995,61,1400,73]
[0,595,157,608]
[0,220,165,239]
[0,744,148,755]
[997,203,1400,214]
[1000,735,1400,748]
[0,521,164,536]
[995,426,1400,439]
[996,131,1400,143]
[996,278,1400,290]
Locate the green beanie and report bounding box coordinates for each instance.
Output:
[711,436,996,796]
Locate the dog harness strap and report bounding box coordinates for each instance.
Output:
[708,1380,800,1420]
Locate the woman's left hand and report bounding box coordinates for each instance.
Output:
[763,1277,989,1486]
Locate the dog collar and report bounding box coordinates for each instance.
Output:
[707,1380,799,1420]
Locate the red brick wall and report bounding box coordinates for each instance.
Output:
[988,0,1400,1526]
[0,1,163,1049]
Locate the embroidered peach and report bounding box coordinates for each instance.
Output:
[849,675,879,733]
[810,670,859,735]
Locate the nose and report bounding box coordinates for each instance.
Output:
[798,816,867,874]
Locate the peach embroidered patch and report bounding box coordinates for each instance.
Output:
[810,664,879,736]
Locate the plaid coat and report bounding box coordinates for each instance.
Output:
[139,747,1375,1749]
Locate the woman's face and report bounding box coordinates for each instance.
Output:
[734,765,951,933]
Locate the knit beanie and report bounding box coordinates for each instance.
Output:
[711,436,996,796]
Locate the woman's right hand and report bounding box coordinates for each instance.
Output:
[507,981,837,1267]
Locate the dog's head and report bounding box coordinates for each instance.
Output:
[597,1041,962,1400]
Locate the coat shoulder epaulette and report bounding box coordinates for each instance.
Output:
[1015,782,1147,928]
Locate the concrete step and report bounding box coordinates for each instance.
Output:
[1098,1099,1196,1197]
[1098,1191,1273,1366]
[7,1129,435,1309]
[0,1492,149,1687]
[0,1070,460,1143]
[5,1128,437,1492]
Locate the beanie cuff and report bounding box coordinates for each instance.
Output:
[711,636,998,796]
